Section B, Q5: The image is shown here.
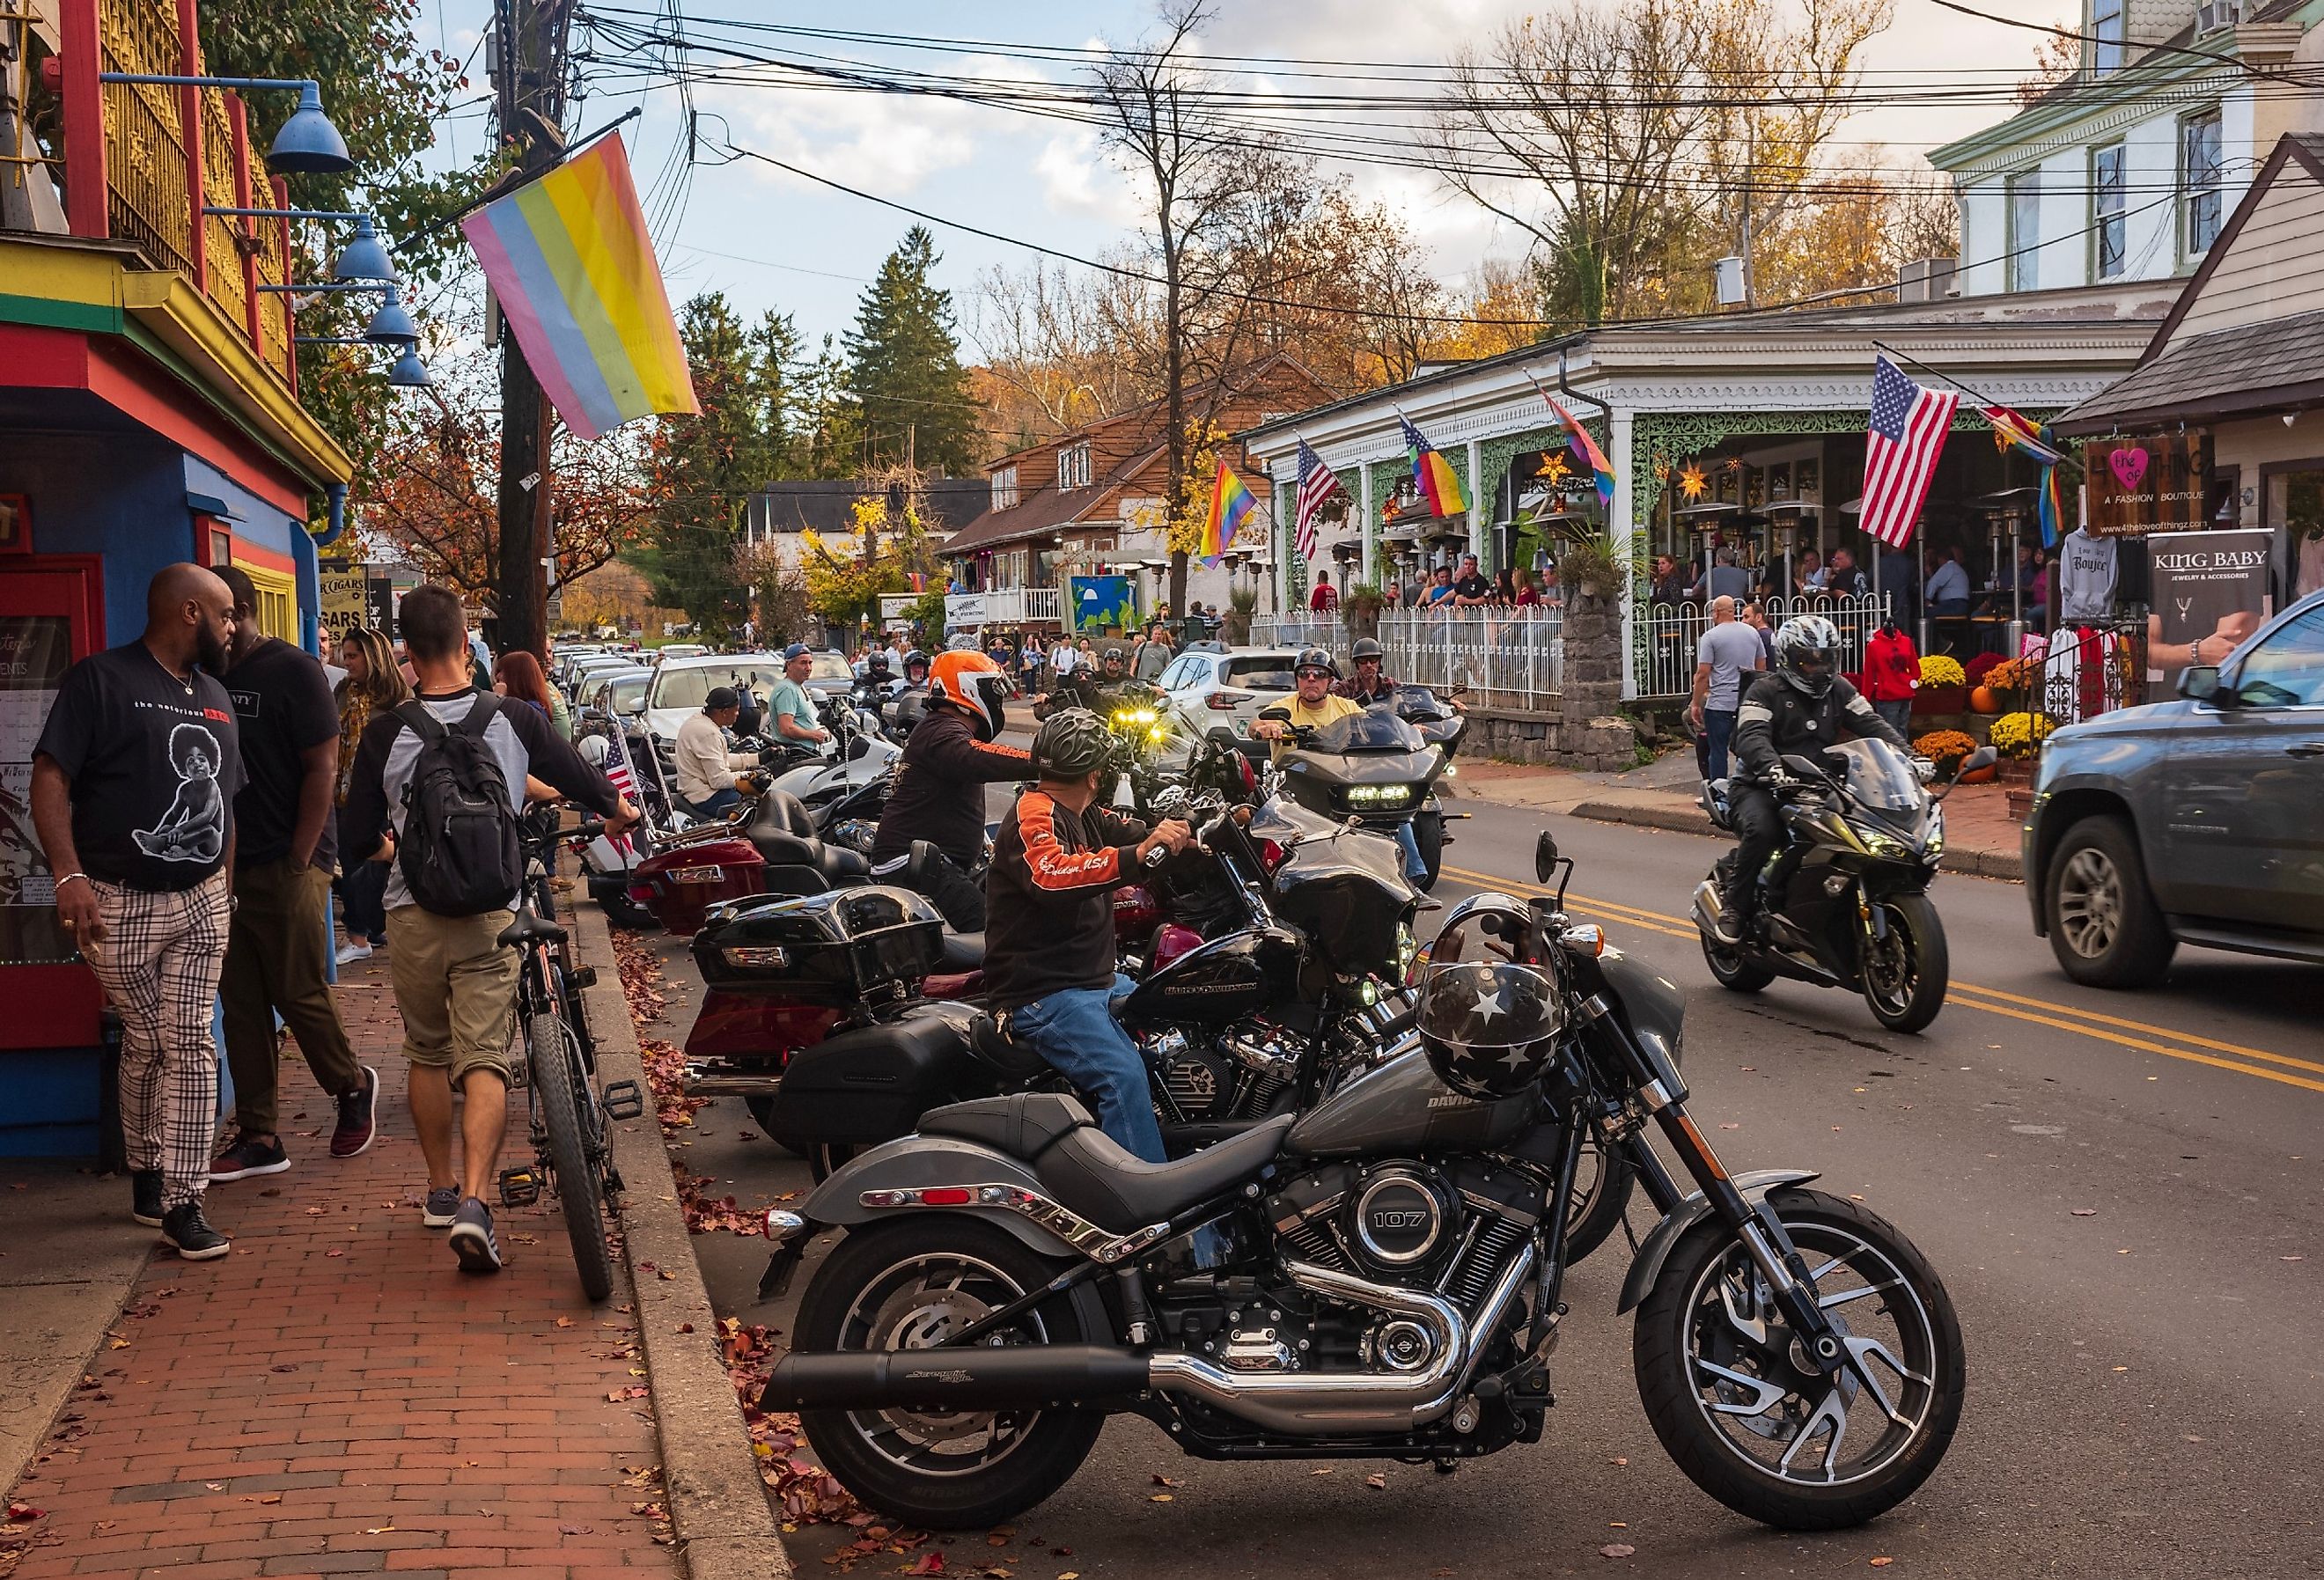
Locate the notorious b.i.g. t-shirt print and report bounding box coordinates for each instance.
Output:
[33,643,244,892]
[131,720,228,863]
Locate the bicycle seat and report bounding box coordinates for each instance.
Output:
[497,908,568,947]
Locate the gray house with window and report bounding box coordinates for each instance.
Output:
[1933,2,2317,298]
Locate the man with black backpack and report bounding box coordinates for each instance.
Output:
[341,586,636,1274]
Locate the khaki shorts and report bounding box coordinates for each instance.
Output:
[385,906,521,1086]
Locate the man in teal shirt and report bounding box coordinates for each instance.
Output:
[767,644,829,747]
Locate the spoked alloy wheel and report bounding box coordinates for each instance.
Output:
[2054,847,2123,960]
[797,1218,1101,1528]
[1857,893,1947,1033]
[1634,1188,1964,1530]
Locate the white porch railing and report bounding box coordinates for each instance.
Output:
[1249,607,1567,709]
[945,587,1062,626]
[1636,592,1891,699]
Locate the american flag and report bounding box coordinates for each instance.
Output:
[1860,356,1960,548]
[1293,438,1343,564]
[599,731,640,854]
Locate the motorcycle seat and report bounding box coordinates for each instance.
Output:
[820,846,869,884]
[938,931,985,972]
[965,1011,1047,1079]
[921,1091,1091,1157]
[1037,1113,1297,1232]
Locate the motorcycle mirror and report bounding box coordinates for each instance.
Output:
[1958,746,1997,775]
[1533,829,1560,884]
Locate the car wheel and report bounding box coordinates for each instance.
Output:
[2046,815,2174,988]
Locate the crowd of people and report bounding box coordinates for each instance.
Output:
[1307,555,1559,614]
[33,566,636,1270]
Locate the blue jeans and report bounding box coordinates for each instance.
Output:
[683,787,739,819]
[1698,708,1737,783]
[1392,821,1429,880]
[1011,974,1166,1164]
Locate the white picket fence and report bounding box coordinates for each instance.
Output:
[1248,607,1567,708]
[1636,592,1891,699]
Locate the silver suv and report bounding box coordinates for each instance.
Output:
[2023,591,2324,985]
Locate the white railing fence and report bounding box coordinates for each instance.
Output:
[1636,592,1891,699]
[1249,607,1566,709]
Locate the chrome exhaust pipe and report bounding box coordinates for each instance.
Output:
[1690,878,1725,936]
[681,1062,783,1098]
[1145,1248,1535,1435]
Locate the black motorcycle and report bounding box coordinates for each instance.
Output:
[758,791,1425,1179]
[1693,740,1996,1033]
[758,830,1964,1532]
[1261,702,1456,890]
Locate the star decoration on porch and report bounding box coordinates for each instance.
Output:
[1679,461,1709,502]
[1536,452,1571,484]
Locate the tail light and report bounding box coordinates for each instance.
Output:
[1260,839,1286,871]
[1205,693,1239,710]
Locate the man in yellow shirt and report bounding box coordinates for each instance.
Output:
[1253,649,1429,881]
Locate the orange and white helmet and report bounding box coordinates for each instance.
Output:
[930,650,1010,740]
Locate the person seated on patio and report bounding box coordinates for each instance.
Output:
[1923,543,1971,617]
[1650,554,1688,606]
[1689,547,1753,603]
[1423,566,1456,607]
[1452,555,1494,606]
[2016,545,2049,628]
[1514,568,1543,606]
[1823,547,1868,599]
[1793,548,1825,597]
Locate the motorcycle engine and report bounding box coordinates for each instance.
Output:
[1343,1165,1459,1274]
[1141,1022,1307,1123]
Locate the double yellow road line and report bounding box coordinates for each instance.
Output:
[1438,863,2324,1096]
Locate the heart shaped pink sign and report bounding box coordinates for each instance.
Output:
[2108,446,2150,494]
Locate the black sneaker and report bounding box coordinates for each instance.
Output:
[131,1170,163,1228]
[161,1201,231,1260]
[210,1131,290,1181]
[448,1197,501,1274]
[331,1067,379,1159]
[421,1187,460,1228]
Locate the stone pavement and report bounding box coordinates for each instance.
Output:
[1,952,685,1580]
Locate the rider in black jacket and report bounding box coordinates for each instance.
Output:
[1714,614,1911,944]
[866,650,1026,930]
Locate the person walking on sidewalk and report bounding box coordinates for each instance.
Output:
[341,585,636,1274]
[29,565,243,1260]
[209,568,379,1187]
[1689,596,1765,783]
[333,628,406,965]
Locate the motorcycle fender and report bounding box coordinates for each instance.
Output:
[1614,1168,1822,1315]
[801,1135,1090,1260]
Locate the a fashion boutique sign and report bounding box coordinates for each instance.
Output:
[2086,432,2209,535]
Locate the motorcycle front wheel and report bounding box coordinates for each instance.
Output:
[1632,1187,1965,1531]
[1858,893,1947,1033]
[795,1216,1104,1529]
[1410,809,1445,892]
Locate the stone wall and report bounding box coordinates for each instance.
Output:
[1446,589,1645,769]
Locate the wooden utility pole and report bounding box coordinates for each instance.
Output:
[492,0,571,658]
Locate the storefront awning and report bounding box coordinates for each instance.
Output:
[2054,307,2324,436]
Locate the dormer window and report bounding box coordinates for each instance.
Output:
[2091,0,2124,75]
[1058,442,1092,492]
[991,465,1019,511]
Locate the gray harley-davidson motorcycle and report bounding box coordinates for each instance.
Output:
[757,833,1964,1532]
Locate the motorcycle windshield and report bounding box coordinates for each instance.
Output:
[1312,706,1428,754]
[1836,738,1925,813]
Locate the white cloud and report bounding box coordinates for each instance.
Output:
[1033,126,1150,227]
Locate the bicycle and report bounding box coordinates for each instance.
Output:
[497,813,644,1302]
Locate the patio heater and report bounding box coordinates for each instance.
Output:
[1972,487,2041,657]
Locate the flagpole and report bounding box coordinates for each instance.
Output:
[1871,339,2085,477]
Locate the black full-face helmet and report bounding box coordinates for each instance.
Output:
[1771,614,1842,699]
[1415,960,1565,1100]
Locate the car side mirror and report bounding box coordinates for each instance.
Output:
[2177,664,2223,703]
[1534,829,1560,884]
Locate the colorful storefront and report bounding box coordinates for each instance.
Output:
[0,0,354,1151]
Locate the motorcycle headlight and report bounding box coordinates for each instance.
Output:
[1862,833,1912,861]
[1347,783,1416,807]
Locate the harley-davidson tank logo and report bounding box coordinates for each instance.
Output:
[1428,1093,1482,1110]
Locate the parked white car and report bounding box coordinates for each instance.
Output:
[1153,646,1303,761]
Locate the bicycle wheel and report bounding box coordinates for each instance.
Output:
[530,1009,615,1302]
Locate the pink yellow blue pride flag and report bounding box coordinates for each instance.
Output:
[463,135,697,440]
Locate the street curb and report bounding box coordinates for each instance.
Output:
[1565,797,2024,884]
[573,902,795,1580]
[1,1245,152,1502]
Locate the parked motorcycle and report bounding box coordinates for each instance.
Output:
[1692,740,1996,1033]
[771,696,901,813]
[626,782,872,935]
[757,830,1963,1532]
[1261,702,1458,890]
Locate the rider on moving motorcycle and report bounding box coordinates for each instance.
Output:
[1714,614,1912,946]
[983,709,1191,1161]
[865,650,1026,931]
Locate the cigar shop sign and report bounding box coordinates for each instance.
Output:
[2086,432,2209,535]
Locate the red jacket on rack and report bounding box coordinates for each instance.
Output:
[1864,626,1921,703]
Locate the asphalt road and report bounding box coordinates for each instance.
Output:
[640,792,2324,1580]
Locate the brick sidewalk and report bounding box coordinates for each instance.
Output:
[2,954,683,1580]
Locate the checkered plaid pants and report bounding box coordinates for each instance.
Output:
[91,871,232,1210]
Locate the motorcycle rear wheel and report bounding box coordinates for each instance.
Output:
[796,1216,1104,1529]
[1632,1187,1965,1530]
[809,1141,858,1183]
[1858,893,1947,1033]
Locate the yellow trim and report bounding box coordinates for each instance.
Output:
[0,235,353,490]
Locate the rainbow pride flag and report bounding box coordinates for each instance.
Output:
[1533,383,1617,507]
[1398,414,1467,518]
[1204,459,1256,567]
[463,135,697,441]
[1981,403,2068,547]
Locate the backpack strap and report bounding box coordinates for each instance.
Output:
[393,700,448,742]
[456,692,500,740]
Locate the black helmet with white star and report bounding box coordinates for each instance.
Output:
[1415,960,1565,1100]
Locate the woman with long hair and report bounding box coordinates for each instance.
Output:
[492,648,570,738]
[334,628,408,965]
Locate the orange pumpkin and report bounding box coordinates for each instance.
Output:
[1957,761,1998,784]
[1968,686,2001,714]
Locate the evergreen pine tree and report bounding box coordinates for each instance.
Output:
[842,227,981,476]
